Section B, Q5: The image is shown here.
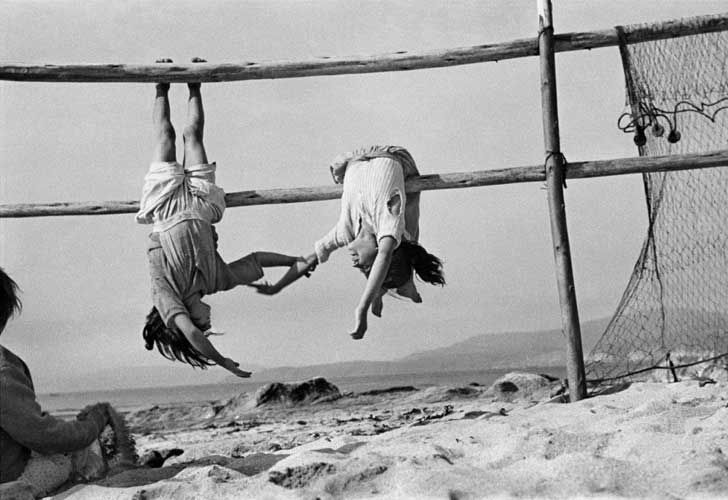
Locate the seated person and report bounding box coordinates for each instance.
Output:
[0,267,112,498]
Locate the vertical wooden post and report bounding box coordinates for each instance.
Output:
[537,0,587,401]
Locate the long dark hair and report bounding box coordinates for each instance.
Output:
[143,307,214,369]
[0,267,22,333]
[381,240,445,290]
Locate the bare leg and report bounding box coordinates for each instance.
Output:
[152,83,176,163]
[182,59,208,167]
[371,288,386,317]
[404,192,420,242]
[401,157,421,242]
[152,59,176,163]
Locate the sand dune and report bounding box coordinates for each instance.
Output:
[45,373,728,499]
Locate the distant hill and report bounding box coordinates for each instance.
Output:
[39,363,253,393]
[46,319,611,392]
[245,318,611,383]
[398,317,610,368]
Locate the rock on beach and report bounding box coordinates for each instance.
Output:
[49,374,728,499]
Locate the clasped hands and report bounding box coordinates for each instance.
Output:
[249,255,318,295]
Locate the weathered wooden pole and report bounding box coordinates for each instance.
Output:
[2,149,728,218]
[1,13,725,83]
[537,0,587,401]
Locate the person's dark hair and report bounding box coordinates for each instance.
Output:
[0,267,22,333]
[367,240,445,290]
[143,307,214,369]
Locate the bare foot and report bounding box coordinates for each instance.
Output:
[155,59,173,91]
[349,314,367,340]
[188,58,206,90]
[372,293,384,317]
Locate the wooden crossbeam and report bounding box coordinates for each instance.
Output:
[0,13,725,83]
[2,149,726,218]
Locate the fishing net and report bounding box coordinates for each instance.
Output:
[585,15,728,383]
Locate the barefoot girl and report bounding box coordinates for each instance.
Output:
[253,146,444,340]
[137,61,311,377]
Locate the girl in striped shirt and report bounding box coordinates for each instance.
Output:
[253,146,444,339]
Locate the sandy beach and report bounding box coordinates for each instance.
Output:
[27,371,724,500]
[2,2,727,500]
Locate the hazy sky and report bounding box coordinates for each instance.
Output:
[1,0,725,392]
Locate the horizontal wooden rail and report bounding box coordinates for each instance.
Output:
[2,149,726,218]
[1,13,725,82]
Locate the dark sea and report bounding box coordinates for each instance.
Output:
[38,366,565,418]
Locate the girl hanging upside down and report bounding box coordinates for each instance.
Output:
[252,145,445,340]
[136,59,313,377]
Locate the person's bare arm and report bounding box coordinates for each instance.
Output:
[172,314,251,377]
[249,252,299,268]
[0,364,108,455]
[249,253,318,295]
[350,236,396,339]
[315,195,356,264]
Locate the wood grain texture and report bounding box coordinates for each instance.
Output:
[2,149,726,218]
[1,13,725,82]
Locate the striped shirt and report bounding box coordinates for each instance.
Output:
[315,156,407,263]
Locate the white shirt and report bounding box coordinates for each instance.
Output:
[315,157,407,263]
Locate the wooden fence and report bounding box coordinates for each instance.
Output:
[2,149,727,218]
[2,5,727,401]
[1,14,726,83]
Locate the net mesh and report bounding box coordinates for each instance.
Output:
[585,16,728,383]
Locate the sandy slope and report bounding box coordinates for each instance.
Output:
[51,376,727,500]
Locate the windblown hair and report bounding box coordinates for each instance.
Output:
[0,267,22,333]
[381,240,446,290]
[143,307,214,369]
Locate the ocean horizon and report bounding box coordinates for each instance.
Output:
[39,366,566,417]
